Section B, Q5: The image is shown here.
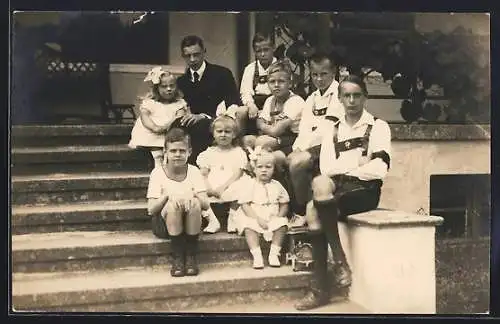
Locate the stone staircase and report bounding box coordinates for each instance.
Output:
[10,124,368,314]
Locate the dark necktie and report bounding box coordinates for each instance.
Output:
[193,71,200,83]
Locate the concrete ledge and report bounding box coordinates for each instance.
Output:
[347,209,444,228]
[339,209,444,314]
[390,124,490,141]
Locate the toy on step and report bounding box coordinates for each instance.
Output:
[285,226,314,272]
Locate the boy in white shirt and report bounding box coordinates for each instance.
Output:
[287,52,344,227]
[239,31,278,134]
[147,128,210,277]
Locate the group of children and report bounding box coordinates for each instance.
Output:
[129,32,344,277]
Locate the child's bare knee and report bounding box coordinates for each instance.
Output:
[242,135,257,149]
[273,150,287,167]
[288,151,311,171]
[256,135,278,151]
[311,175,336,200]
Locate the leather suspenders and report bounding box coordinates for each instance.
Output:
[332,118,377,158]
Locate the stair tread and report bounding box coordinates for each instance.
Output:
[11,171,149,183]
[186,298,369,314]
[12,262,303,296]
[12,200,147,215]
[12,144,134,154]
[12,230,238,251]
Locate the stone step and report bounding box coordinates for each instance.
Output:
[12,230,251,273]
[11,172,149,205]
[11,200,150,234]
[184,296,369,314]
[11,145,150,175]
[12,262,353,313]
[11,124,133,147]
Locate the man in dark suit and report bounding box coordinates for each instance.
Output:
[175,35,242,162]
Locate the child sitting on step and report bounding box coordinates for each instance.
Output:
[197,114,250,234]
[129,66,189,169]
[236,150,289,269]
[241,60,305,184]
[146,128,210,277]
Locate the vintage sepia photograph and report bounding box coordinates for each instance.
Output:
[10,11,491,315]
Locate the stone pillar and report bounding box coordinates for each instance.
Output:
[339,209,443,314]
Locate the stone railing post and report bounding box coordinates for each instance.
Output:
[337,209,443,314]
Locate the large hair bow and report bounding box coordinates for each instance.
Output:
[215,100,238,119]
[144,66,166,85]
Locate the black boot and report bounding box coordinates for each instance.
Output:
[169,234,185,277]
[295,231,330,310]
[185,234,200,276]
[314,199,352,288]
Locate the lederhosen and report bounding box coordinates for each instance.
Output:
[247,61,271,135]
[262,94,300,156]
[321,119,384,222]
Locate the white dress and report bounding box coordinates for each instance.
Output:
[235,178,289,241]
[196,146,250,202]
[129,98,188,149]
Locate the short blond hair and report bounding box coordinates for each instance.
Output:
[268,60,293,80]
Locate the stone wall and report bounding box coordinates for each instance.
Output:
[379,125,491,214]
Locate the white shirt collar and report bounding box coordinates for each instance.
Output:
[190,61,207,81]
[340,109,376,128]
[257,57,277,74]
[313,79,339,99]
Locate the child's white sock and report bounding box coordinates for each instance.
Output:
[250,247,264,269]
[203,207,221,234]
[227,208,238,233]
[268,244,281,267]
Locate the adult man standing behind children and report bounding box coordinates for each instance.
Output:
[176,35,242,161]
[287,52,345,227]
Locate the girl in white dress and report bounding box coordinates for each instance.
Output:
[236,150,289,269]
[197,115,250,233]
[129,67,189,169]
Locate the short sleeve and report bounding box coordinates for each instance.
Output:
[140,98,156,113]
[196,148,213,169]
[274,180,290,203]
[146,167,163,199]
[283,95,305,121]
[370,119,392,157]
[189,165,208,193]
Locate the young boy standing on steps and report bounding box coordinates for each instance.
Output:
[147,128,210,277]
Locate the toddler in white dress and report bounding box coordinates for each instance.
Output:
[129,67,189,168]
[236,150,289,269]
[197,115,250,233]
